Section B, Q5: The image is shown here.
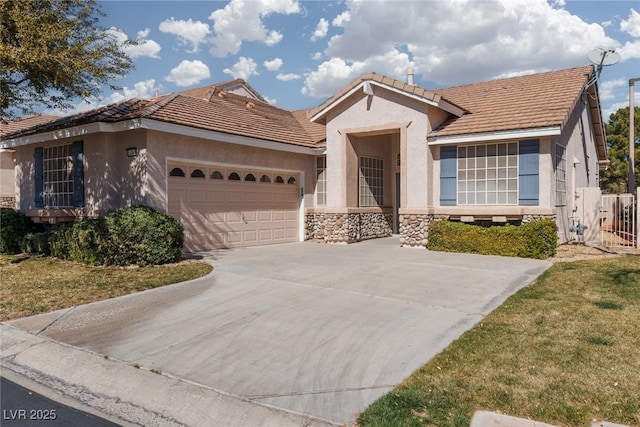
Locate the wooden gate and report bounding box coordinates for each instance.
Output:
[600,194,636,248]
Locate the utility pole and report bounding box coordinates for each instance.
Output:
[630,77,640,193]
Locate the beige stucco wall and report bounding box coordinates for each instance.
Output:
[323,87,432,210]
[552,96,601,243]
[0,150,15,197]
[145,130,316,213]
[345,133,396,207]
[14,129,147,213]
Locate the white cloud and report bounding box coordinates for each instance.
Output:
[312,52,323,60]
[303,49,413,98]
[263,96,277,104]
[165,60,211,87]
[599,79,627,101]
[137,28,150,38]
[332,11,351,27]
[264,58,283,71]
[311,18,329,41]
[277,73,301,81]
[223,57,259,80]
[618,39,640,61]
[44,79,161,116]
[105,27,161,59]
[159,17,211,53]
[208,0,301,57]
[265,30,284,46]
[620,8,640,37]
[302,57,365,97]
[303,0,617,97]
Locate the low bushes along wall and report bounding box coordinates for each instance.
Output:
[427,219,557,259]
[1,206,184,266]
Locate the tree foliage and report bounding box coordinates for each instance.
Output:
[0,0,134,120]
[601,106,640,194]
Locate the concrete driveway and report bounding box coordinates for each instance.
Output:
[6,238,551,426]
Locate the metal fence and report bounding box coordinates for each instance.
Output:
[600,193,637,248]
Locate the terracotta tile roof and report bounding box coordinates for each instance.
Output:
[430,66,595,137]
[292,109,326,145]
[145,93,323,148]
[0,99,156,140]
[0,114,58,137]
[0,89,325,148]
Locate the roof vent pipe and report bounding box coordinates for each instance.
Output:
[407,67,415,86]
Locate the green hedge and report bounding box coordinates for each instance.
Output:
[20,232,53,255]
[427,219,557,259]
[0,208,44,254]
[101,205,184,266]
[50,218,108,265]
[51,205,184,266]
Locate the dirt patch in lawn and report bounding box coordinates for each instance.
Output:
[550,244,623,263]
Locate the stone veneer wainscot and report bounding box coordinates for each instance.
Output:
[305,211,393,243]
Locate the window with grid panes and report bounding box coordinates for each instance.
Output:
[555,142,567,206]
[316,156,326,205]
[359,156,383,207]
[457,143,518,205]
[43,144,74,208]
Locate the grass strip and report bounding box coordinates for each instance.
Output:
[358,256,640,427]
[0,255,212,321]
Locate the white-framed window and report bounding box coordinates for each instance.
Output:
[359,156,383,207]
[316,156,327,205]
[457,143,518,205]
[555,142,567,206]
[43,144,74,208]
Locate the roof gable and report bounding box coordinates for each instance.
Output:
[179,79,267,103]
[309,73,465,124]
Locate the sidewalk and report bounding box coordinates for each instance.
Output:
[1,325,338,427]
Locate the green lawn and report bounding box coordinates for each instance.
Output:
[358,255,640,427]
[0,255,212,321]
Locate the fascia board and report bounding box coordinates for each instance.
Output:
[427,126,561,145]
[1,118,322,156]
[141,119,322,155]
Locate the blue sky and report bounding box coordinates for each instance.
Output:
[49,0,640,121]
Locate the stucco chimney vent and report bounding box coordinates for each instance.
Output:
[407,67,415,86]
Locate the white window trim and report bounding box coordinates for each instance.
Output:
[316,156,327,206]
[359,156,384,207]
[43,143,74,208]
[456,142,519,206]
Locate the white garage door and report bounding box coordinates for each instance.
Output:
[167,162,300,251]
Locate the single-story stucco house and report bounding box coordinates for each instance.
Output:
[0,65,607,251]
[0,114,57,209]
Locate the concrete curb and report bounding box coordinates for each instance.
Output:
[470,411,631,427]
[0,325,340,427]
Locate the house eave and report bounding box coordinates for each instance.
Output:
[310,80,464,123]
[0,121,143,149]
[427,126,562,145]
[140,119,323,155]
[0,118,323,156]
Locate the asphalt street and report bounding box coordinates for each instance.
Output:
[0,376,119,427]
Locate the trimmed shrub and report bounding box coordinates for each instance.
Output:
[0,208,43,254]
[101,205,184,266]
[427,219,557,259]
[50,206,183,266]
[20,232,53,255]
[50,219,109,265]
